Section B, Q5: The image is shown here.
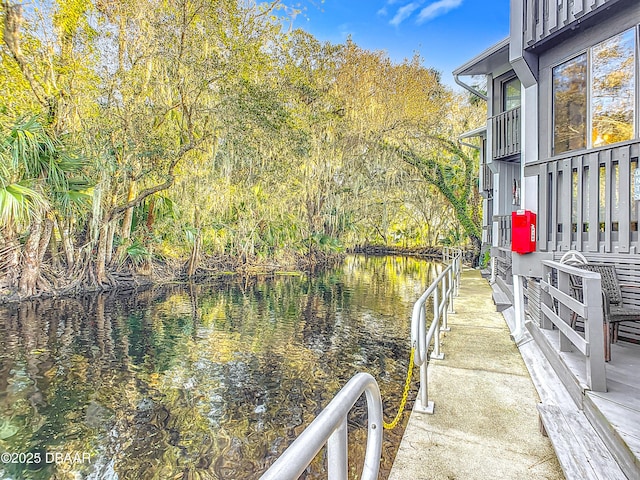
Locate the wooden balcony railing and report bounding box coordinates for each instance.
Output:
[522,0,616,47]
[537,139,640,255]
[492,107,521,160]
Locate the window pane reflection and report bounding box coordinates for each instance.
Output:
[553,54,587,154]
[591,29,635,147]
[503,77,521,111]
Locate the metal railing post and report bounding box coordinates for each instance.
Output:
[442,272,450,330]
[448,267,455,315]
[327,418,348,480]
[455,256,461,297]
[420,303,427,357]
[511,274,525,340]
[432,285,443,360]
[416,360,434,414]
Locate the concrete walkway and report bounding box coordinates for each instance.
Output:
[388,269,565,480]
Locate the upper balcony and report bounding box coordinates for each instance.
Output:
[491,107,521,160]
[522,0,620,48]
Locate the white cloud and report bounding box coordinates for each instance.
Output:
[379,0,404,16]
[390,2,423,27]
[416,0,463,24]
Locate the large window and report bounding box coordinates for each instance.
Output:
[552,28,637,155]
[553,54,587,154]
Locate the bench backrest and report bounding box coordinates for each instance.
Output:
[580,264,622,305]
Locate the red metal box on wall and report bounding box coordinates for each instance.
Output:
[512,210,536,254]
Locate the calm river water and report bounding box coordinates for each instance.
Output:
[0,255,439,480]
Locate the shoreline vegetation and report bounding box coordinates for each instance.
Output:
[1,1,484,306]
[0,245,449,304]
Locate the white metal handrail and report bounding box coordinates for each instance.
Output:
[443,246,462,299]
[260,372,383,480]
[412,247,462,413]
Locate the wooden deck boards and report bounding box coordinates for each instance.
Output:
[538,404,627,480]
[537,326,640,478]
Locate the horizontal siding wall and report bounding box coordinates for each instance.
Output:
[523,0,617,47]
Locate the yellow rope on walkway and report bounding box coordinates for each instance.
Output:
[383,346,415,430]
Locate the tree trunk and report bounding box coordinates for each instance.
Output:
[106,221,116,265]
[186,207,201,278]
[49,220,61,271]
[96,225,109,287]
[18,215,53,297]
[0,224,21,289]
[120,180,136,239]
[18,218,42,297]
[186,234,201,278]
[146,197,156,233]
[115,180,136,260]
[38,217,53,265]
[469,234,482,267]
[57,216,75,271]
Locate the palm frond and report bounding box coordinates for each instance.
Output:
[125,241,151,267]
[0,182,48,227]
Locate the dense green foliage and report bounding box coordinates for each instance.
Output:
[0,0,483,298]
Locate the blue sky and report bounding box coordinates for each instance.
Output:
[288,0,511,88]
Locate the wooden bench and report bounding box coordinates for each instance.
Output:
[580,264,640,349]
[562,254,640,361]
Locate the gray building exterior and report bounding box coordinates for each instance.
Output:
[456,0,640,315]
[454,1,640,477]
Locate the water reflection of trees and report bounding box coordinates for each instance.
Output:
[0,256,434,479]
[591,28,635,147]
